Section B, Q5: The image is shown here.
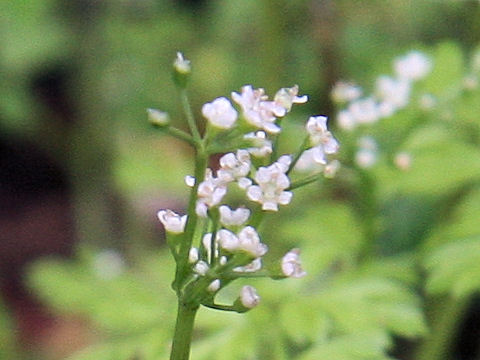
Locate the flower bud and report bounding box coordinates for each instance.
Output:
[157,209,187,234]
[281,249,306,278]
[173,52,191,88]
[147,108,170,127]
[207,279,221,293]
[233,285,260,312]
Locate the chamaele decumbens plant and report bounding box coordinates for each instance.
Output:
[25,43,480,360]
[151,52,340,360]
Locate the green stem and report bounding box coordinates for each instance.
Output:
[173,151,208,292]
[181,89,202,143]
[166,126,196,147]
[169,302,199,360]
[288,173,322,190]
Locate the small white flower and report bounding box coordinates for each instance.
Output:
[234,258,262,273]
[207,279,221,292]
[348,98,380,125]
[281,249,306,278]
[240,285,260,309]
[217,229,240,253]
[219,205,250,226]
[244,131,273,157]
[193,260,209,276]
[394,51,432,81]
[217,150,251,184]
[188,247,199,264]
[174,52,191,74]
[394,152,412,171]
[185,175,195,187]
[331,81,362,103]
[232,85,285,134]
[375,76,411,111]
[247,159,293,211]
[274,85,308,112]
[147,108,170,126]
[202,97,238,129]
[295,148,325,173]
[337,109,356,131]
[157,209,187,233]
[355,136,378,169]
[237,226,268,258]
[196,169,228,217]
[306,116,339,158]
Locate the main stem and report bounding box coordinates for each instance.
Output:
[170,301,199,360]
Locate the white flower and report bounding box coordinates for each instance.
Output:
[185,175,195,187]
[174,52,191,74]
[196,169,228,217]
[193,261,209,276]
[157,209,187,233]
[237,226,268,258]
[274,85,308,112]
[295,148,325,172]
[375,76,411,111]
[304,116,339,166]
[337,109,356,131]
[348,98,380,125]
[217,150,251,185]
[247,159,293,211]
[219,205,250,226]
[331,81,362,103]
[281,249,306,278]
[234,258,262,273]
[355,136,378,169]
[218,227,267,258]
[394,51,432,81]
[244,131,273,157]
[188,247,199,264]
[232,85,285,133]
[217,229,240,253]
[147,108,170,126]
[202,97,238,129]
[306,116,339,152]
[240,285,260,309]
[207,279,221,292]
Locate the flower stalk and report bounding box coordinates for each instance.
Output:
[153,52,338,360]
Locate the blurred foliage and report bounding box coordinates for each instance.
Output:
[1,0,480,359]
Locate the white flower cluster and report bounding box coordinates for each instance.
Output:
[334,51,432,131]
[202,85,307,133]
[157,83,338,310]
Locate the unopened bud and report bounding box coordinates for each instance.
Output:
[147,108,170,127]
[173,52,191,87]
[234,285,260,312]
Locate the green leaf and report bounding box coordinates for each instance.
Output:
[424,236,480,298]
[297,332,394,360]
[422,42,464,97]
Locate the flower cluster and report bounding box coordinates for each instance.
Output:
[154,57,337,313]
[333,51,432,131]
